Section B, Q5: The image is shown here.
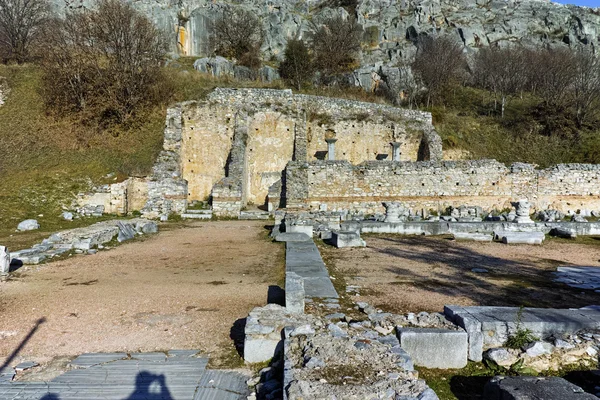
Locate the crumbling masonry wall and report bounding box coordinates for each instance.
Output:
[144,88,440,217]
[285,160,600,215]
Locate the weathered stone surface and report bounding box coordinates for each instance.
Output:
[452,232,492,242]
[396,328,468,369]
[496,231,545,245]
[17,219,39,231]
[484,348,517,367]
[524,341,554,357]
[275,232,311,242]
[331,230,366,248]
[554,266,600,290]
[484,376,598,400]
[286,272,305,314]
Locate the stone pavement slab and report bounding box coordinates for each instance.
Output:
[0,352,249,399]
[286,241,338,299]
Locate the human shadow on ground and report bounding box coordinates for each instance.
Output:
[0,317,46,374]
[230,317,247,358]
[124,372,174,400]
[366,236,600,308]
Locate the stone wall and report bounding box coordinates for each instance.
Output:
[142,106,188,220]
[166,88,440,216]
[77,177,148,216]
[285,160,600,215]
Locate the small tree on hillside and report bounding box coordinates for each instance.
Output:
[309,15,362,79]
[279,39,314,90]
[473,46,528,117]
[0,0,49,63]
[412,35,466,107]
[210,8,263,69]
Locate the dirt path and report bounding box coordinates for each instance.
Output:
[0,221,283,369]
[322,235,600,314]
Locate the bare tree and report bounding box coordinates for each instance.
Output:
[309,15,362,79]
[40,0,168,124]
[412,35,466,107]
[0,0,49,63]
[473,46,528,117]
[210,8,263,69]
[572,48,600,127]
[279,39,314,90]
[529,47,577,110]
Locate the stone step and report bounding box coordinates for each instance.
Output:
[181,213,212,220]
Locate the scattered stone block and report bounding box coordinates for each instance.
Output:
[286,272,305,314]
[495,231,545,245]
[484,348,517,367]
[0,246,9,274]
[116,221,136,242]
[484,376,598,400]
[62,212,73,221]
[17,219,39,231]
[396,327,468,369]
[550,227,577,239]
[452,232,492,242]
[524,341,554,357]
[288,224,313,237]
[331,231,366,248]
[14,361,38,371]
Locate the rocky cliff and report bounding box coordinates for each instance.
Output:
[53,0,600,63]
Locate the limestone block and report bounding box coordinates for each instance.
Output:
[243,337,281,364]
[275,232,311,242]
[498,231,545,245]
[484,376,597,400]
[396,328,468,369]
[17,219,39,231]
[288,224,313,237]
[286,272,305,314]
[116,222,137,242]
[0,246,10,274]
[452,232,492,242]
[332,231,366,248]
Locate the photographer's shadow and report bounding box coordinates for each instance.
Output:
[125,372,173,400]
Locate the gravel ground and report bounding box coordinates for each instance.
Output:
[322,235,600,313]
[0,220,283,371]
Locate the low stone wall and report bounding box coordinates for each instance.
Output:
[285,160,600,215]
[77,178,148,216]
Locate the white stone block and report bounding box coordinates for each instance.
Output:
[397,328,468,369]
[332,231,366,248]
[244,337,280,364]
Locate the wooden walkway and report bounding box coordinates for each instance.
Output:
[0,351,249,399]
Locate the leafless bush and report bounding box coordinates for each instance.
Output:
[412,35,467,107]
[0,0,49,63]
[473,46,528,117]
[40,0,168,125]
[210,8,263,69]
[309,15,362,79]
